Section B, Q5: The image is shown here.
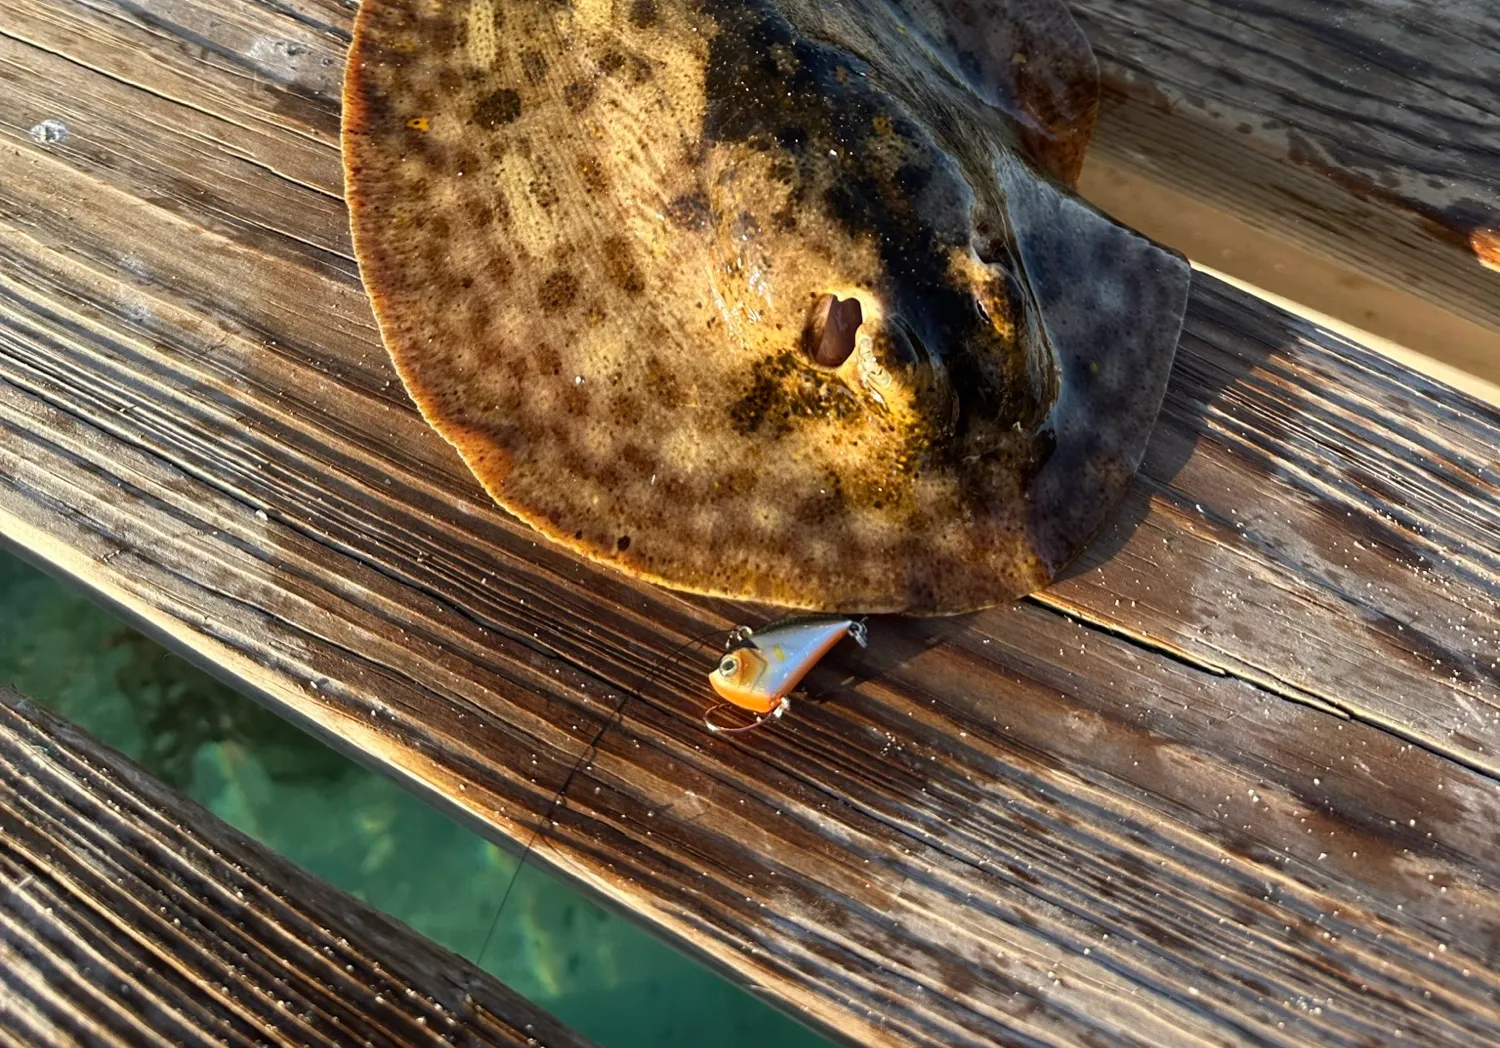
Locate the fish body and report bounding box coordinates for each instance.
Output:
[343,0,1191,614]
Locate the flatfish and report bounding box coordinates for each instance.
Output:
[342,0,1191,613]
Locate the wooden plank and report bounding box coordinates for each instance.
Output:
[1073,0,1500,382]
[0,687,592,1048]
[1038,285,1500,772]
[0,2,1498,1046]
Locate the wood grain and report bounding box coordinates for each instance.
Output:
[1,1,1498,1046]
[0,687,592,1048]
[1073,0,1500,376]
[1038,283,1500,772]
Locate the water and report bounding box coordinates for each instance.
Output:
[0,547,837,1048]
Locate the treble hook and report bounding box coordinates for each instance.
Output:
[703,695,792,735]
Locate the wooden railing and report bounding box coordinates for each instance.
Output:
[0,0,1496,1045]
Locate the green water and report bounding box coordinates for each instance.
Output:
[0,548,836,1048]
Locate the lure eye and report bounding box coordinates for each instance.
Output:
[718,655,739,676]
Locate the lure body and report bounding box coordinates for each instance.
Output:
[707,618,867,732]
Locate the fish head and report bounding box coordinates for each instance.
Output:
[709,644,779,714]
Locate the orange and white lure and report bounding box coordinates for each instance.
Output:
[705,618,868,734]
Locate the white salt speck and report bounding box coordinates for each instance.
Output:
[28,119,67,144]
[255,509,269,522]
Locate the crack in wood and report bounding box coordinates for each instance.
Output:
[1033,592,1500,786]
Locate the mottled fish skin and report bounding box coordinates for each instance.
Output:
[341,0,1190,614]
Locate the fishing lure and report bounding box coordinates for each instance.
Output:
[705,618,868,734]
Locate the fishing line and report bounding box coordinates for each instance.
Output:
[474,623,727,970]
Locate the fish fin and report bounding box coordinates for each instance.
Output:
[996,151,1192,571]
[892,0,1100,185]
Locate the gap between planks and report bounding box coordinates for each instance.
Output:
[1025,593,1500,789]
[1080,161,1500,405]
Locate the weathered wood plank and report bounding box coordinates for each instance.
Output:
[1,2,1499,1046]
[6,0,1499,780]
[1039,283,1500,771]
[0,687,591,1048]
[1073,0,1500,378]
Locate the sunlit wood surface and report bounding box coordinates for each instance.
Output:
[1075,0,1500,383]
[0,1,1498,1045]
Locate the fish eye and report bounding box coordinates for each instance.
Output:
[804,294,862,368]
[719,655,739,676]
